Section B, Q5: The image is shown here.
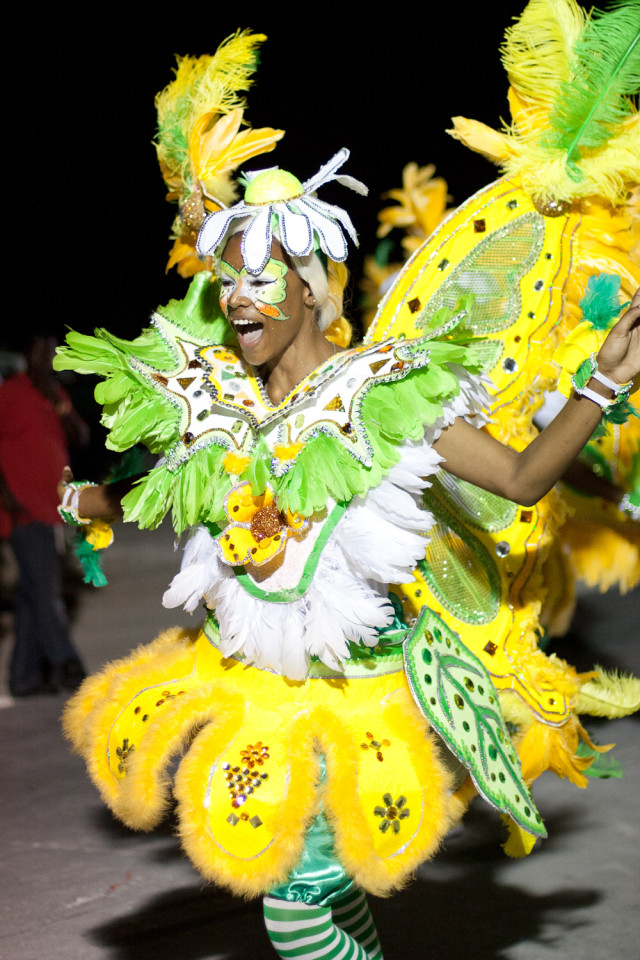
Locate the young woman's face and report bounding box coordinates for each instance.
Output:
[219,233,314,367]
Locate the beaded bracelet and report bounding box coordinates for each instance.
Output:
[619,492,640,522]
[571,354,634,414]
[57,481,98,526]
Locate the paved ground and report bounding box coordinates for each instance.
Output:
[1,522,638,960]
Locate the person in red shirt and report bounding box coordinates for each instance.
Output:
[0,335,88,696]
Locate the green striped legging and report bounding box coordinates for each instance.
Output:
[263,888,383,959]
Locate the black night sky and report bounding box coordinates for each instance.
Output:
[14,1,520,350]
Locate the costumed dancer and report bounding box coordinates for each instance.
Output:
[362,0,640,800]
[55,32,640,960]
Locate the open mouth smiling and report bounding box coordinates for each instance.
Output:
[232,317,265,348]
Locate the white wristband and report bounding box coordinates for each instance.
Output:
[590,367,628,394]
[579,385,611,410]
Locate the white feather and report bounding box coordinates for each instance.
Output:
[159,381,489,680]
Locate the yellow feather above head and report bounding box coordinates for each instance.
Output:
[448,0,640,205]
[155,31,285,207]
[156,31,267,146]
[154,30,286,272]
[501,0,586,109]
[189,107,284,206]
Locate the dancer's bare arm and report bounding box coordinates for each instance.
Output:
[434,290,639,505]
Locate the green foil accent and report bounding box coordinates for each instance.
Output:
[416,213,545,337]
[404,607,546,837]
[576,740,623,780]
[419,490,502,625]
[572,356,597,391]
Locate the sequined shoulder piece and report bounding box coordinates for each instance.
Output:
[137,330,433,471]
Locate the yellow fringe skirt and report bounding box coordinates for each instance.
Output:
[63,624,463,898]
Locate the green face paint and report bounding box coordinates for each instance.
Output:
[219,258,290,321]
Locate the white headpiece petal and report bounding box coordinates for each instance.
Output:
[301,148,367,197]
[304,204,349,262]
[280,205,314,258]
[240,206,273,275]
[197,207,243,257]
[303,195,359,247]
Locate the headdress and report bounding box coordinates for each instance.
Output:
[154,31,285,277]
[196,147,368,274]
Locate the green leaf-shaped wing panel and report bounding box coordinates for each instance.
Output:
[404,607,546,838]
[432,471,518,533]
[419,487,503,625]
[416,212,545,339]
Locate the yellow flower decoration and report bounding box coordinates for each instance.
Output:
[190,108,284,207]
[377,163,452,255]
[217,482,308,567]
[84,520,115,551]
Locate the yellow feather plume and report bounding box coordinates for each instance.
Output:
[501,0,586,110]
[577,668,640,718]
[154,31,285,274]
[448,0,640,205]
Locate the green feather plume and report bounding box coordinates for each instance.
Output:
[545,1,640,181]
[579,272,623,330]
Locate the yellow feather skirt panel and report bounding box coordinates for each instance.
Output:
[64,626,458,899]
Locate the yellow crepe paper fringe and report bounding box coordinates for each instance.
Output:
[577,667,640,718]
[516,714,607,788]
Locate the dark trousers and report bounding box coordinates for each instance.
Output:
[9,522,80,693]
